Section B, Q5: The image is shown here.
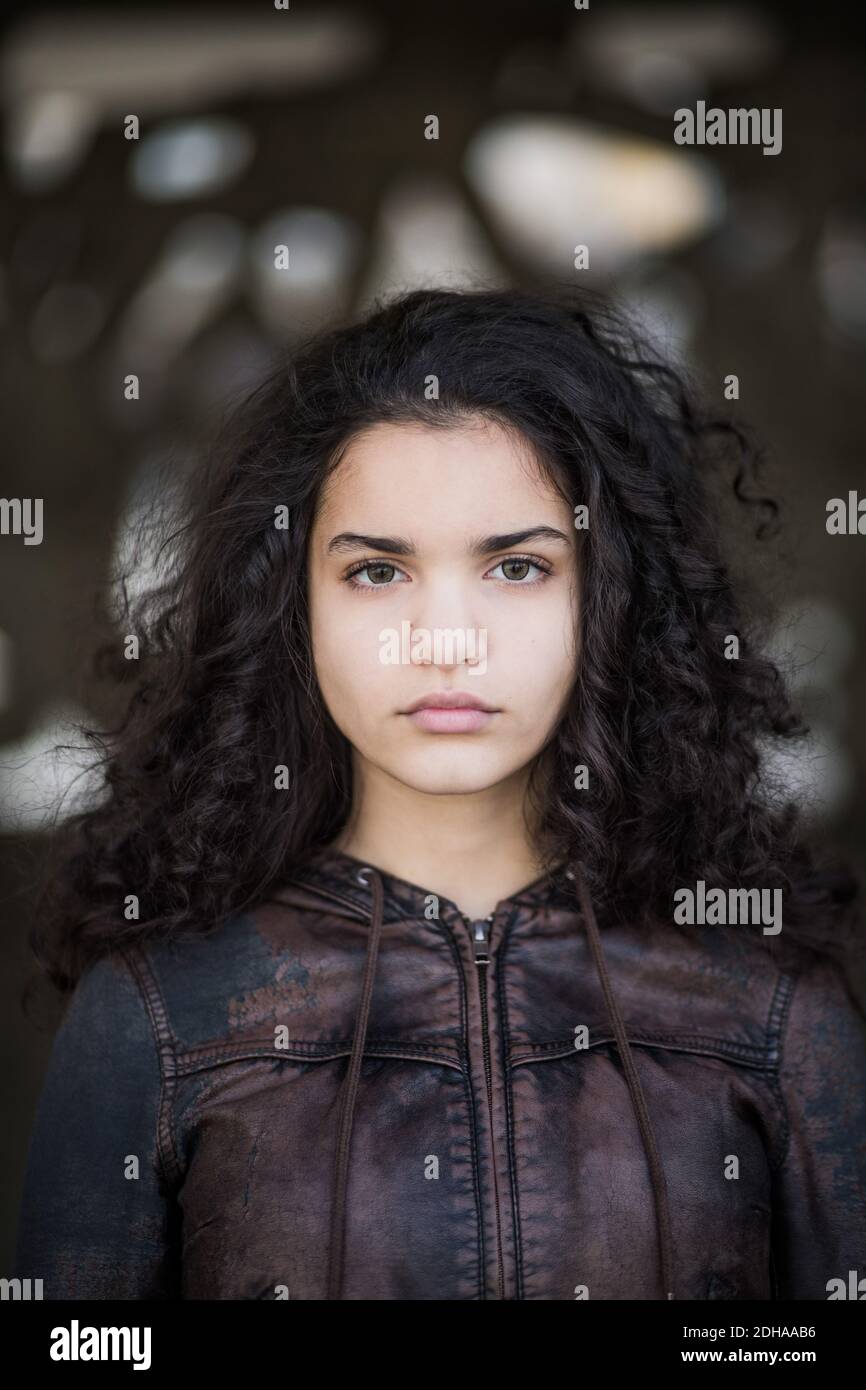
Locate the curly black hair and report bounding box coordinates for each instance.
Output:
[26,283,862,999]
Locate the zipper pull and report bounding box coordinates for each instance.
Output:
[470,915,494,965]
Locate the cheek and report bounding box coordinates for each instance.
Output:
[508,643,575,736]
[515,653,574,733]
[497,590,577,683]
[312,596,391,718]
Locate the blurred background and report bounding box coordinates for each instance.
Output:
[2,0,865,1270]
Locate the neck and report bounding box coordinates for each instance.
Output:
[331,756,549,921]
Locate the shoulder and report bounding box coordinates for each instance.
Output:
[28,950,164,1117]
[777,946,866,1076]
[607,912,859,1064]
[55,949,153,1047]
[116,899,314,1054]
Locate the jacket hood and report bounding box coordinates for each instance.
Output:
[270,845,676,1301]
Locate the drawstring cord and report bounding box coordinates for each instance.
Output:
[326,866,385,1300]
[567,861,676,1300]
[326,860,676,1301]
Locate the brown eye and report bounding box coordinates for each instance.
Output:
[366,563,396,584]
[344,560,410,589]
[502,559,530,581]
[487,555,551,584]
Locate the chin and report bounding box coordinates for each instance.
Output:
[389,749,518,795]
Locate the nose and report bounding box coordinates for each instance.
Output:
[407,578,487,671]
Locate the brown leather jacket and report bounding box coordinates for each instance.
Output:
[14,846,866,1300]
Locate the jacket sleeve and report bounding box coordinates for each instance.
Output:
[14,950,182,1299]
[770,953,866,1299]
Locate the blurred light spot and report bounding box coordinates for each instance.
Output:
[611,50,704,115]
[706,190,798,276]
[358,174,505,309]
[817,215,866,345]
[29,283,107,362]
[131,117,253,201]
[759,723,852,821]
[117,213,245,368]
[573,5,781,113]
[762,598,854,818]
[251,207,363,336]
[110,446,191,617]
[4,91,98,192]
[2,10,382,114]
[0,702,106,833]
[766,598,855,694]
[464,115,724,276]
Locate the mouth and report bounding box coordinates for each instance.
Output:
[400,690,500,734]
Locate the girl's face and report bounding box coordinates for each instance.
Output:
[308,417,580,796]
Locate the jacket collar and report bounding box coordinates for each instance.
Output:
[276,843,578,924]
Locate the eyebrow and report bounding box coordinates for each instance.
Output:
[326,526,572,556]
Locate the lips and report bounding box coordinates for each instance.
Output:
[401,690,499,733]
[403,690,497,713]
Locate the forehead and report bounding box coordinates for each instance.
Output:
[314,418,567,530]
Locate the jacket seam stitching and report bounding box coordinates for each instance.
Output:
[175,1037,461,1062]
[122,946,183,1190]
[174,1045,465,1075]
[510,1033,768,1061]
[498,909,525,1299]
[765,969,797,1173]
[456,1059,486,1301]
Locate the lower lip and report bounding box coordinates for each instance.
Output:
[405,707,497,733]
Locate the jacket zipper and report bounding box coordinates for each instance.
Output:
[281,876,509,1298]
[463,910,506,1300]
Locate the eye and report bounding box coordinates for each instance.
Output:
[341,553,553,590]
[485,554,553,585]
[343,559,411,590]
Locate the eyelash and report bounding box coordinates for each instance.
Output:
[341,553,554,592]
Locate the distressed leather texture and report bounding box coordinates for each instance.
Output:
[14,845,866,1300]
